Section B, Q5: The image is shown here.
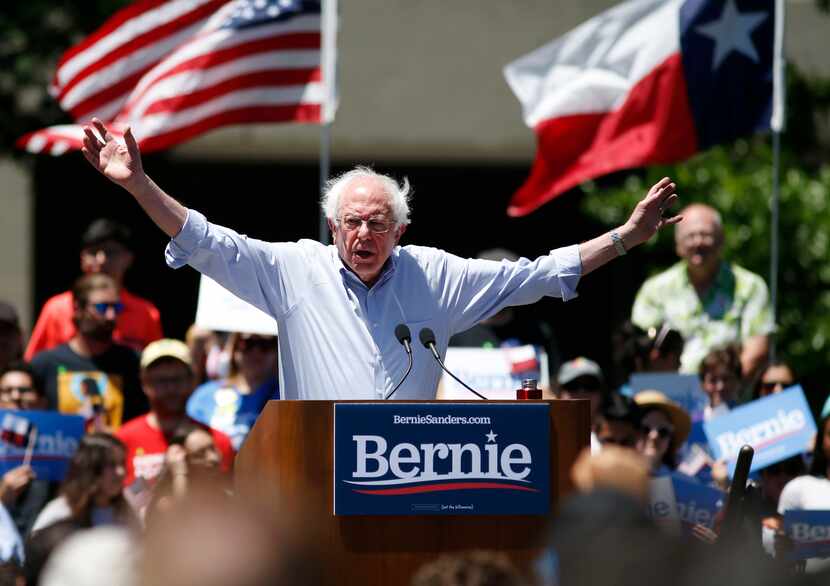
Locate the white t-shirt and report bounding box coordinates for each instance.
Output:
[777,475,830,514]
[31,496,116,534]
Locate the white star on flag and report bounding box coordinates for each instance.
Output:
[485,430,498,443]
[695,0,768,71]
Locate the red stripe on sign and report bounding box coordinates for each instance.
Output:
[507,52,698,217]
[138,103,321,152]
[352,482,540,496]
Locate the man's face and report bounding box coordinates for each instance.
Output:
[674,207,723,272]
[75,287,121,342]
[80,239,133,284]
[141,359,194,417]
[328,177,406,287]
[595,418,640,449]
[558,375,602,421]
[0,370,45,410]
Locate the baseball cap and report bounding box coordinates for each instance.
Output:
[557,357,603,386]
[140,339,192,370]
[0,302,20,329]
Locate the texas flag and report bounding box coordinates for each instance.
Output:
[504,0,774,216]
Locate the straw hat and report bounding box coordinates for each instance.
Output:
[633,390,691,446]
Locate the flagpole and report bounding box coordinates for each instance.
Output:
[319,122,331,244]
[769,0,786,362]
[318,0,338,245]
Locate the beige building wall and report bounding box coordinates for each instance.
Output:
[0,159,33,333]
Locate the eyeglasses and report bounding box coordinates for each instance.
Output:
[338,216,394,234]
[641,424,674,439]
[237,337,277,352]
[0,386,34,395]
[91,302,124,316]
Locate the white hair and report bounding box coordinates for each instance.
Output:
[321,166,412,226]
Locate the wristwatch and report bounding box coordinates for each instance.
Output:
[610,231,627,256]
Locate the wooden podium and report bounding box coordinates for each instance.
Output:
[235,400,589,585]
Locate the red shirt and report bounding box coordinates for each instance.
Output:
[116,414,235,486]
[25,288,163,361]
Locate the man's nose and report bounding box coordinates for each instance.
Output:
[356,220,372,237]
[105,305,118,319]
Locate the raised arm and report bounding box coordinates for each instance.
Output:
[81,119,186,238]
[579,177,681,275]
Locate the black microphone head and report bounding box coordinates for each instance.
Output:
[394,323,412,344]
[419,327,436,348]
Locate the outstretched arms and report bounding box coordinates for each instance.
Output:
[81,118,187,238]
[578,177,681,276]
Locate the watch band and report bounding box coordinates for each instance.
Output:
[610,231,627,256]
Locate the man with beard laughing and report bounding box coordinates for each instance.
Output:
[31,273,146,428]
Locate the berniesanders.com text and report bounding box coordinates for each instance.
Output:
[392,415,491,425]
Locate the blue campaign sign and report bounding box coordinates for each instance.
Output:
[0,410,84,482]
[784,510,830,560]
[333,403,550,516]
[671,472,724,531]
[703,386,816,475]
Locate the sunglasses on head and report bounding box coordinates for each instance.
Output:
[91,302,124,316]
[641,424,674,439]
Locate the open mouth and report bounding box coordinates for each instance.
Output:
[354,250,373,259]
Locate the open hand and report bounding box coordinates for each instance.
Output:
[623,177,682,247]
[81,118,144,189]
[0,465,35,507]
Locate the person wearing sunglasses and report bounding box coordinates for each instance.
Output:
[754,361,796,400]
[30,273,146,428]
[187,332,279,450]
[633,390,691,474]
[25,218,163,361]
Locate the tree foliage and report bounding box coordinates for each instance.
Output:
[580,66,830,379]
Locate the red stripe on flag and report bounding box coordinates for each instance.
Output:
[508,53,698,217]
[56,0,227,102]
[70,69,150,122]
[138,103,320,152]
[55,0,172,69]
[142,69,321,115]
[122,32,321,112]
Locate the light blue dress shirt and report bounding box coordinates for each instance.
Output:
[166,210,582,400]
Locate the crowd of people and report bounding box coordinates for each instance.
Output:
[0,120,823,583]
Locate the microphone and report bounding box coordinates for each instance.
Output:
[418,328,488,400]
[386,324,413,399]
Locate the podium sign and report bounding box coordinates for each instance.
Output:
[333,403,550,516]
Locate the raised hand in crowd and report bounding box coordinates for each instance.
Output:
[0,465,34,508]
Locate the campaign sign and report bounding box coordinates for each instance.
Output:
[0,410,84,481]
[629,373,708,417]
[704,386,816,476]
[440,346,549,399]
[784,510,830,560]
[333,403,550,515]
[671,472,724,531]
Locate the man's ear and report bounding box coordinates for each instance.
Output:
[394,224,407,245]
[327,219,337,241]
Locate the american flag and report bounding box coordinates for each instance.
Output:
[17,0,337,155]
[0,413,36,449]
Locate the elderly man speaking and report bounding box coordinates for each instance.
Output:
[81,119,680,400]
